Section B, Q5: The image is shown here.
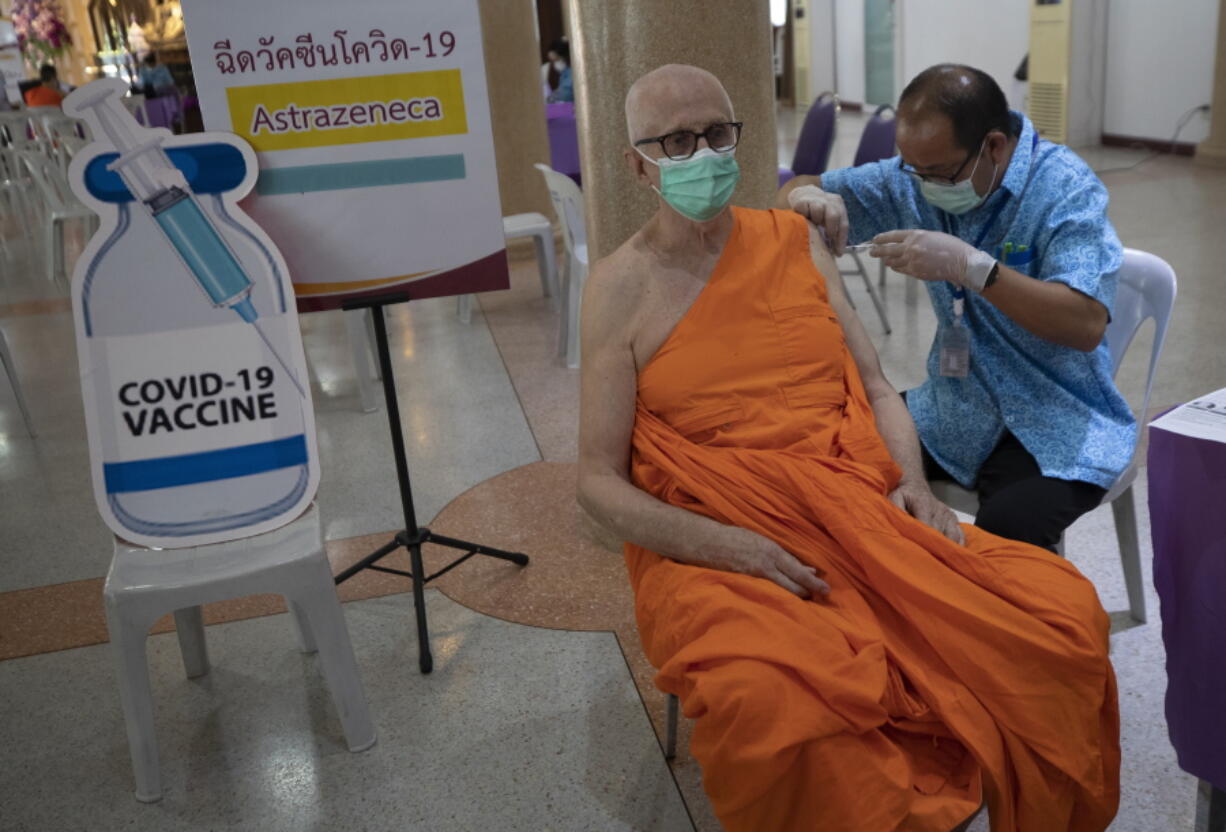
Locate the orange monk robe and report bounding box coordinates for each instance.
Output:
[625,207,1119,832]
[24,85,64,108]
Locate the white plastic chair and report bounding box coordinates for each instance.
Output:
[0,325,36,437]
[0,111,33,147]
[326,307,380,415]
[104,503,376,802]
[18,149,97,284]
[51,134,88,177]
[535,163,588,368]
[29,112,88,175]
[929,248,1177,623]
[347,308,380,413]
[26,108,76,141]
[455,212,560,324]
[0,147,36,257]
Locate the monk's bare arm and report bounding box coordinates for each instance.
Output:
[576,256,830,598]
[806,225,923,479]
[808,225,965,544]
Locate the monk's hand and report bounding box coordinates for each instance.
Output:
[710,526,831,599]
[888,481,966,545]
[867,230,996,292]
[787,184,849,256]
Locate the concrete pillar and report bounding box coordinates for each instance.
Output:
[1196,0,1226,167]
[479,0,554,218]
[565,0,778,260]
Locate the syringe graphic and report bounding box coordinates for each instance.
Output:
[72,84,306,398]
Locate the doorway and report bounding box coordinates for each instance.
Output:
[864,0,895,106]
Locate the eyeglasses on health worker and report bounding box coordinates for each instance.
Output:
[777,63,1134,554]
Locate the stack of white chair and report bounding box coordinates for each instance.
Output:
[0,106,96,284]
[29,110,89,176]
[0,145,35,260]
[17,148,97,285]
[0,110,34,148]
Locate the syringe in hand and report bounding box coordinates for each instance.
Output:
[71,83,306,398]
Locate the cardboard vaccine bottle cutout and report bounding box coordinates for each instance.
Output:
[64,78,319,548]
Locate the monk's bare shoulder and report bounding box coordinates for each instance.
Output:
[583,232,654,348]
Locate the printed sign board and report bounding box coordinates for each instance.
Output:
[64,78,319,549]
[181,0,509,311]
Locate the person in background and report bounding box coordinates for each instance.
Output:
[138,53,176,98]
[546,38,573,103]
[23,64,63,108]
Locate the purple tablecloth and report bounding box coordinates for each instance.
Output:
[140,96,181,130]
[546,101,580,184]
[1148,424,1226,789]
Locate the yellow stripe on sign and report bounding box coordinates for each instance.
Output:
[225,70,468,152]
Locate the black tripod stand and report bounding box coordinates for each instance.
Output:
[334,292,529,673]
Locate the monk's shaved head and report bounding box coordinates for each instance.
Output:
[625,64,734,144]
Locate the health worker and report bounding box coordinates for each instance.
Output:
[779,63,1133,552]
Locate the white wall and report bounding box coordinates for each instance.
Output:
[807,0,838,100]
[829,0,1028,108]
[1103,0,1218,144]
[814,0,1220,144]
[896,0,1031,109]
[834,0,865,104]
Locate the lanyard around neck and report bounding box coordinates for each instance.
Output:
[944,131,1040,308]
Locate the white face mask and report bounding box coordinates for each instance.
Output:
[553,60,567,72]
[918,140,999,216]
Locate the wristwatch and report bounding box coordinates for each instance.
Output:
[963,249,998,293]
[983,261,1001,291]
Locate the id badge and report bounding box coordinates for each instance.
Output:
[939,324,970,378]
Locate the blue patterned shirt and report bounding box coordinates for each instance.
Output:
[820,112,1134,489]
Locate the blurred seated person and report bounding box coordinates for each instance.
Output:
[24,64,64,108]
[139,54,177,98]
[546,39,573,104]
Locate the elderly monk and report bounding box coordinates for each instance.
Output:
[576,64,1119,832]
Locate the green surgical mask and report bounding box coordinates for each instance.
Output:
[637,146,740,222]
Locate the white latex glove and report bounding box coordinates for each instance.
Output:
[868,229,997,292]
[787,184,849,256]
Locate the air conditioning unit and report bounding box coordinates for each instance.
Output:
[1028,0,1108,147]
[792,0,811,106]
